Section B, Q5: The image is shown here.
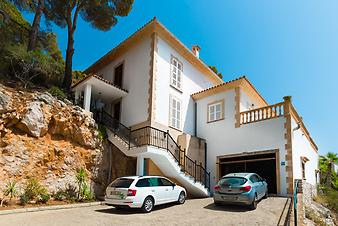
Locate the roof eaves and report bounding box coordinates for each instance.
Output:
[72,74,128,93]
[84,17,157,74]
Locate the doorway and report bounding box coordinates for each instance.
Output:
[218,150,280,194]
[113,101,121,121]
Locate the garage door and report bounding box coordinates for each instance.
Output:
[219,152,278,194]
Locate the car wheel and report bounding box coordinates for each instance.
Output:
[141,196,154,213]
[249,194,258,210]
[177,191,186,204]
[263,189,268,199]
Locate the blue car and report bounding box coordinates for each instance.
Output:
[213,173,268,210]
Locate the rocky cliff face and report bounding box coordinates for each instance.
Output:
[0,83,108,196]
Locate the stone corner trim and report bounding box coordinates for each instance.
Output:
[147,32,158,122]
[283,96,293,194]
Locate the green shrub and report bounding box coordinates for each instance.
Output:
[324,189,338,213]
[39,193,50,204]
[3,180,18,201]
[53,190,66,201]
[19,194,28,206]
[97,125,107,140]
[64,184,77,201]
[23,178,47,201]
[316,186,338,215]
[81,183,94,201]
[48,86,67,100]
[2,44,64,88]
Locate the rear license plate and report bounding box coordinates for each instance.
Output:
[222,196,237,201]
[110,191,125,200]
[111,191,120,195]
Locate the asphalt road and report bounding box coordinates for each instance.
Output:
[0,197,289,226]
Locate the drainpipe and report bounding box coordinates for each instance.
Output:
[204,143,207,170]
[194,102,197,137]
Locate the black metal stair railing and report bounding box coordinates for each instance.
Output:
[98,112,210,190]
[99,111,131,145]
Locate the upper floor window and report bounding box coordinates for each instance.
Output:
[114,63,123,88]
[169,95,181,130]
[208,100,224,122]
[170,56,183,90]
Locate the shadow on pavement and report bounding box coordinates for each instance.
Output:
[95,203,177,215]
[203,203,251,212]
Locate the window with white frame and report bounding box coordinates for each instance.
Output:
[170,56,182,90]
[208,101,223,122]
[169,95,181,129]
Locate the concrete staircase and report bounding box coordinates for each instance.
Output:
[106,128,210,198]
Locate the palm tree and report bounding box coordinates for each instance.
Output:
[320,152,338,188]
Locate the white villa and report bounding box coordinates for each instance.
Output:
[72,18,319,197]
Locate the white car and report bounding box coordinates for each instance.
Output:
[105,176,186,212]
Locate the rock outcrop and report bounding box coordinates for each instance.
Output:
[0,84,106,196]
[0,84,99,148]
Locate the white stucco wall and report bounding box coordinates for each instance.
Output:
[291,117,319,186]
[196,88,288,195]
[154,36,215,135]
[96,37,152,127]
[239,89,265,112]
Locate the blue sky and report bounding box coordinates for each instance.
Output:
[23,0,338,155]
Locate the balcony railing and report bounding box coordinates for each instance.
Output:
[98,113,210,190]
[240,102,285,125]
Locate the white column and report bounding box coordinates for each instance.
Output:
[74,89,80,105]
[136,156,145,176]
[83,84,92,111]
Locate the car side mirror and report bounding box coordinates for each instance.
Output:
[172,183,176,187]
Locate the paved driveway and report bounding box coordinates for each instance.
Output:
[0,197,289,226]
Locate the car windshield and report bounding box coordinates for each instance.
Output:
[109,178,134,188]
[219,177,247,186]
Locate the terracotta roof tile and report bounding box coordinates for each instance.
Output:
[72,74,128,93]
[191,76,246,96]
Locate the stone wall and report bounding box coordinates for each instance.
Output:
[177,133,206,168]
[302,180,317,207]
[93,142,136,198]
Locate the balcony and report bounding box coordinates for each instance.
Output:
[240,102,285,125]
[72,74,128,112]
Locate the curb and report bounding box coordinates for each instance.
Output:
[0,201,103,216]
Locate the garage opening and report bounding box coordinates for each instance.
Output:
[218,151,279,194]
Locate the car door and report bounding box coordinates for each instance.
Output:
[250,175,263,199]
[159,178,177,202]
[135,178,151,204]
[257,174,267,196]
[149,177,167,205]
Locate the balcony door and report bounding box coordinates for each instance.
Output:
[113,101,121,122]
[114,63,123,88]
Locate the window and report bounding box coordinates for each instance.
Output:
[148,178,160,187]
[159,178,173,186]
[302,162,306,179]
[169,95,181,129]
[249,175,260,183]
[219,177,247,186]
[135,179,151,187]
[208,101,224,122]
[114,63,123,88]
[108,178,134,188]
[170,56,183,90]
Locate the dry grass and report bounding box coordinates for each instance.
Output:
[305,207,327,226]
